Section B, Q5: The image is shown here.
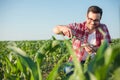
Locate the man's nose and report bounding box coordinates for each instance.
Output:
[91,21,95,25]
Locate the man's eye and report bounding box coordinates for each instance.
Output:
[94,19,99,22]
[88,18,100,22]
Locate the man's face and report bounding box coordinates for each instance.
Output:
[86,11,101,30]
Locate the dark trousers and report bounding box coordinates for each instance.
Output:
[64,60,85,76]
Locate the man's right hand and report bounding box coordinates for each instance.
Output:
[53,25,72,38]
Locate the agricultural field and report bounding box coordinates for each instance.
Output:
[0,37,120,80]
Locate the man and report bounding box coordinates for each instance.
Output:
[53,6,111,74]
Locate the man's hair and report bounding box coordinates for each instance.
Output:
[87,6,103,19]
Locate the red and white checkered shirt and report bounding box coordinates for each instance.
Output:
[67,21,111,62]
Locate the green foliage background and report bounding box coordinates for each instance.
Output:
[0,38,120,80]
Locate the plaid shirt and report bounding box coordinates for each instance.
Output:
[67,21,111,62]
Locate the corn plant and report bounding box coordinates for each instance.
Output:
[0,37,120,80]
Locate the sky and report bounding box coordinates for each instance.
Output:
[0,0,120,41]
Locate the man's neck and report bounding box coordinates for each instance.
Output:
[89,28,96,34]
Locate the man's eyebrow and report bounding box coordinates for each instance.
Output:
[88,17,100,21]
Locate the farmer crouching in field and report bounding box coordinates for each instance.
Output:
[53,5,111,76]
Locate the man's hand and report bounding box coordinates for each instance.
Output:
[84,44,97,54]
[53,25,72,38]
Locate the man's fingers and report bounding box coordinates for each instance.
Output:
[62,29,72,38]
[85,46,93,54]
[68,30,72,38]
[87,46,92,51]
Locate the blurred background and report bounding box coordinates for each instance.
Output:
[0,0,120,41]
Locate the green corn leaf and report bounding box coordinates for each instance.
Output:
[106,45,120,66]
[4,56,17,73]
[52,40,60,48]
[89,72,97,80]
[46,52,69,80]
[88,40,108,71]
[35,50,45,80]
[95,40,108,62]
[64,40,86,80]
[83,54,91,73]
[104,45,120,79]
[104,47,113,66]
[16,57,27,77]
[16,57,24,72]
[40,40,52,54]
[87,40,108,80]
[7,45,39,80]
[18,54,38,80]
[51,36,57,40]
[110,67,120,80]
[35,50,45,64]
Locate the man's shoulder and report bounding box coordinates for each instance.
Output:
[99,23,107,27]
[73,21,86,25]
[76,21,86,27]
[69,21,86,29]
[99,23,108,29]
[98,23,109,31]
